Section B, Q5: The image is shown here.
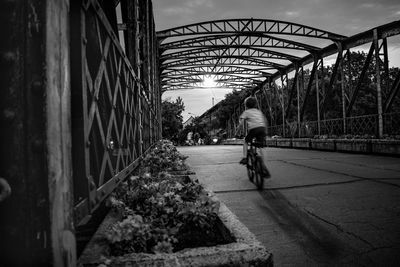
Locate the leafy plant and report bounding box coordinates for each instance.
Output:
[104,140,230,256]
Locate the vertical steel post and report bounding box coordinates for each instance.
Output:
[296,65,301,137]
[338,44,347,135]
[316,60,321,136]
[280,75,286,137]
[320,58,326,121]
[0,1,75,266]
[374,29,384,138]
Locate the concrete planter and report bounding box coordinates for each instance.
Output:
[265,138,277,147]
[291,138,311,149]
[222,138,243,145]
[335,139,371,153]
[78,185,272,267]
[269,138,400,156]
[276,138,292,148]
[371,140,400,155]
[310,139,336,151]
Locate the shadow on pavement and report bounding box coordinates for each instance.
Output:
[257,189,352,264]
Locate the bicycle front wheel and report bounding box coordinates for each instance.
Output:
[254,155,264,190]
[246,153,254,182]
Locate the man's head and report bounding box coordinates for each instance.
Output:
[244,96,258,109]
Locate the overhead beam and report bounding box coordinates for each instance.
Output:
[270,20,400,81]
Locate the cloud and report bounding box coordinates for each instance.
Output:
[285,11,300,17]
[186,0,214,8]
[163,7,193,15]
[360,3,376,8]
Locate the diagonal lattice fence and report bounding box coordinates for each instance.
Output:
[72,0,160,225]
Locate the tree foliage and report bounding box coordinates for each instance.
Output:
[162,97,185,141]
[214,89,249,128]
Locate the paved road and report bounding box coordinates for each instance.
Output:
[178,145,400,267]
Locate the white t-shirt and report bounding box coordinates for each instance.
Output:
[239,108,266,130]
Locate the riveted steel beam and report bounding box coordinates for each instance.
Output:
[157,19,346,41]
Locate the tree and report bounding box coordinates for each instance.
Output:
[214,89,249,128]
[162,97,185,141]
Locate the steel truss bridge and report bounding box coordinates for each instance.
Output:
[0,0,399,266]
[158,18,400,139]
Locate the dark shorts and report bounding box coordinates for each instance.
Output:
[245,126,267,143]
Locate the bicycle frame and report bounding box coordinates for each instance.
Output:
[246,140,265,190]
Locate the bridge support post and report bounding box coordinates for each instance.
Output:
[296,65,301,137]
[0,0,75,266]
[280,75,286,137]
[338,44,347,135]
[316,60,321,136]
[373,29,384,138]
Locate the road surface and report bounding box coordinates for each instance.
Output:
[178,145,400,266]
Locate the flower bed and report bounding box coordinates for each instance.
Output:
[264,138,277,147]
[78,140,272,266]
[103,172,233,256]
[291,138,311,149]
[335,139,371,153]
[276,138,292,148]
[310,139,336,151]
[371,139,400,155]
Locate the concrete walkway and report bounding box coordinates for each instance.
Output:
[178,145,400,267]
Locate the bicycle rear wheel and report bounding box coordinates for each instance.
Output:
[254,155,264,190]
[246,153,254,182]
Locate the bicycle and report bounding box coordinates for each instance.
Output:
[246,138,270,190]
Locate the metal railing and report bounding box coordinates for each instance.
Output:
[71,0,161,225]
[265,112,400,138]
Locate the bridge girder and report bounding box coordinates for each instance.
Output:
[157,18,346,91]
[157,18,346,41]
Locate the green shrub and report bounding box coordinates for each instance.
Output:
[104,140,221,255]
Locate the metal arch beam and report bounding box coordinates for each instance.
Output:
[217,75,265,83]
[161,77,203,84]
[163,73,264,85]
[269,20,400,81]
[164,63,276,71]
[162,80,203,87]
[215,77,263,85]
[162,76,260,90]
[163,84,251,91]
[162,65,275,76]
[157,18,346,41]
[161,66,273,78]
[162,81,253,90]
[162,73,267,82]
[163,74,262,85]
[161,56,286,70]
[220,82,255,89]
[159,33,321,52]
[160,46,301,62]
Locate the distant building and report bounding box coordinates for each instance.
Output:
[183,116,194,128]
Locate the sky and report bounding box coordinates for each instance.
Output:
[152,0,400,121]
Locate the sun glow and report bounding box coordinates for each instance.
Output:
[202,76,216,88]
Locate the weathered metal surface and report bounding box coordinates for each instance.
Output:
[71,0,161,226]
[0,0,75,265]
[1,0,160,265]
[46,0,76,266]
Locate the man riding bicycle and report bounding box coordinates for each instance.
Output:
[236,96,268,165]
